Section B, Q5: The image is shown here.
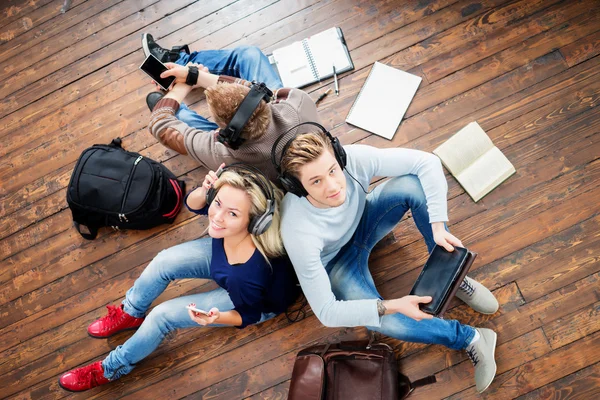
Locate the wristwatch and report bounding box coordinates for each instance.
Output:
[376,299,387,317]
[186,65,199,86]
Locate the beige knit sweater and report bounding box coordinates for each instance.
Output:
[148,76,319,182]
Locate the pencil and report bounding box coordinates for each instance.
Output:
[315,88,333,106]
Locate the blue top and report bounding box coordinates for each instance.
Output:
[185,196,299,328]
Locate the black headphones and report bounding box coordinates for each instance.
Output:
[217,82,273,150]
[205,163,276,236]
[270,122,347,197]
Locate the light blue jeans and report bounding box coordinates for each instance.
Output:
[173,46,284,132]
[102,238,276,380]
[326,176,476,350]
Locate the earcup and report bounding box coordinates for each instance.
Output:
[279,173,308,198]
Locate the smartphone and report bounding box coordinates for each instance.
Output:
[410,245,469,315]
[186,305,210,316]
[139,54,176,91]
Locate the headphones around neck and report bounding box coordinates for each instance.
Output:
[270,122,347,197]
[217,82,273,150]
[206,163,276,236]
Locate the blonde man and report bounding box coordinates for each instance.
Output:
[275,128,499,393]
[142,34,318,181]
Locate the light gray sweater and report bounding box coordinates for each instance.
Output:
[280,145,448,328]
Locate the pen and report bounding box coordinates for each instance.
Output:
[315,88,332,106]
[333,65,339,96]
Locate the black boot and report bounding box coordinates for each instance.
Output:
[146,92,164,112]
[141,33,190,63]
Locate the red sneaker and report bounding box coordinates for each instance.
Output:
[58,361,110,392]
[87,304,144,338]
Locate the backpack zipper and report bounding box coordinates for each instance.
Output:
[119,156,143,222]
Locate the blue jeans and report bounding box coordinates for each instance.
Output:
[102,238,276,380]
[173,45,283,132]
[326,176,475,350]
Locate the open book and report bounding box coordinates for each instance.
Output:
[268,27,354,88]
[433,122,516,202]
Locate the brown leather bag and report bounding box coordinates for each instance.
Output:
[288,340,436,400]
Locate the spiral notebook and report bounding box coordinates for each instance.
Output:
[346,62,422,140]
[268,27,354,88]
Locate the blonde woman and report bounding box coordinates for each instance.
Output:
[58,164,299,392]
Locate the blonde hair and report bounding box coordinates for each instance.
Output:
[212,170,285,261]
[280,131,334,178]
[205,83,272,142]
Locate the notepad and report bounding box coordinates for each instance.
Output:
[268,27,354,88]
[433,122,516,202]
[345,62,422,140]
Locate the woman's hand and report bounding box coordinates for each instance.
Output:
[187,304,220,326]
[431,222,463,251]
[382,296,434,321]
[185,163,226,210]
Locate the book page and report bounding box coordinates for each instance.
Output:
[433,122,495,176]
[456,146,516,202]
[345,62,422,140]
[272,41,316,88]
[306,27,352,78]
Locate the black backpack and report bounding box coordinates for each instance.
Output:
[66,138,185,240]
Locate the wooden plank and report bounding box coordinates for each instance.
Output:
[560,29,600,67]
[471,214,600,301]
[543,301,600,350]
[408,328,552,399]
[406,8,600,119]
[447,330,600,399]
[516,362,600,400]
[244,382,289,400]
[0,0,56,31]
[421,0,596,82]
[0,0,87,46]
[0,0,123,66]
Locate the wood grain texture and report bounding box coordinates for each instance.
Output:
[1,0,599,398]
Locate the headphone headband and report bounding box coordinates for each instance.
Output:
[218,82,273,150]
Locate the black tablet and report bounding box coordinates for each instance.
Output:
[409,245,469,315]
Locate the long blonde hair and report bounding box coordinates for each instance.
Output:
[212,170,285,261]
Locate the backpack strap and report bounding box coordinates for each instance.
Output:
[73,222,99,240]
[110,138,122,148]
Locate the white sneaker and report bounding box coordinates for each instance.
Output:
[466,328,497,393]
[456,276,499,314]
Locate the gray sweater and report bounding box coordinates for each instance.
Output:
[148,76,319,182]
[280,145,448,328]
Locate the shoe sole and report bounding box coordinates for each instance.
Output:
[142,33,151,58]
[478,330,498,393]
[87,326,141,339]
[58,378,89,392]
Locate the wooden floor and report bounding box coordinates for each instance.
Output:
[1,0,599,398]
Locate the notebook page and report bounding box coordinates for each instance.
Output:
[456,146,516,202]
[346,62,422,140]
[306,27,352,78]
[433,122,495,176]
[272,41,316,88]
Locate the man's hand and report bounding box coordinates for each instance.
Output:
[431,221,463,251]
[382,296,434,321]
[160,62,209,86]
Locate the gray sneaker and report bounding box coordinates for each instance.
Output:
[466,328,497,393]
[456,276,499,314]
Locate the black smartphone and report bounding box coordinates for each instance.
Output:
[139,54,176,91]
[409,245,469,315]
